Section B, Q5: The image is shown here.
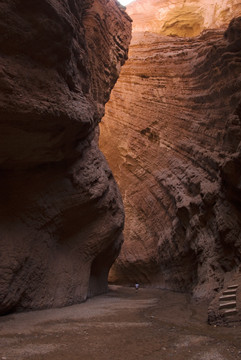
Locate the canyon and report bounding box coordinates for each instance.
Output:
[0,0,240,328]
[0,0,131,314]
[100,0,241,308]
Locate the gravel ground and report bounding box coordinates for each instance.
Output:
[0,286,241,360]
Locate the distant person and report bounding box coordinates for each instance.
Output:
[135,283,139,291]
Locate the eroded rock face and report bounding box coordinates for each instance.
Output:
[100,9,241,299]
[0,0,131,313]
[128,0,241,37]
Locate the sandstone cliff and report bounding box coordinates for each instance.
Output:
[128,0,241,37]
[0,0,131,314]
[100,1,241,299]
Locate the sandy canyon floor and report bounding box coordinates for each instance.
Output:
[0,286,241,360]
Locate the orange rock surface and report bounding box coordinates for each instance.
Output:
[128,0,241,36]
[100,1,241,299]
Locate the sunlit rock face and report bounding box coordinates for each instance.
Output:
[128,0,241,37]
[100,0,241,299]
[0,0,131,314]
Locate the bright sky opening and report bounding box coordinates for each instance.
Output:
[118,0,135,6]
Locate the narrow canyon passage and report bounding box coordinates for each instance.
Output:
[0,0,240,337]
[1,287,241,360]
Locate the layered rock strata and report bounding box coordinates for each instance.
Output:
[100,12,241,299]
[0,0,131,314]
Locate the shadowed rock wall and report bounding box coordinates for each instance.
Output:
[100,9,241,298]
[0,0,131,314]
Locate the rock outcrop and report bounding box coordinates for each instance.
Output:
[100,0,241,299]
[0,0,131,314]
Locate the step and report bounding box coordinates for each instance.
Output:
[227,285,238,290]
[219,295,236,302]
[219,301,236,310]
[224,308,238,317]
[223,290,237,295]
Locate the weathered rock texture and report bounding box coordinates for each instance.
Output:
[0,0,131,314]
[100,2,241,299]
[128,0,241,37]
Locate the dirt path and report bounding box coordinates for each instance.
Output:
[0,286,241,360]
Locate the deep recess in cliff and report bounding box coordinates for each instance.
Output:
[0,0,131,314]
[100,0,241,301]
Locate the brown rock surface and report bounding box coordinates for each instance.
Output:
[100,7,241,299]
[0,0,131,314]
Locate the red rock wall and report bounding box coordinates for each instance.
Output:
[0,0,131,314]
[100,12,241,299]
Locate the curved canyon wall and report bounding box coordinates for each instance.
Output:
[0,0,131,314]
[100,0,241,299]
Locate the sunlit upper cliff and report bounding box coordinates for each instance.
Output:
[127,0,241,36]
